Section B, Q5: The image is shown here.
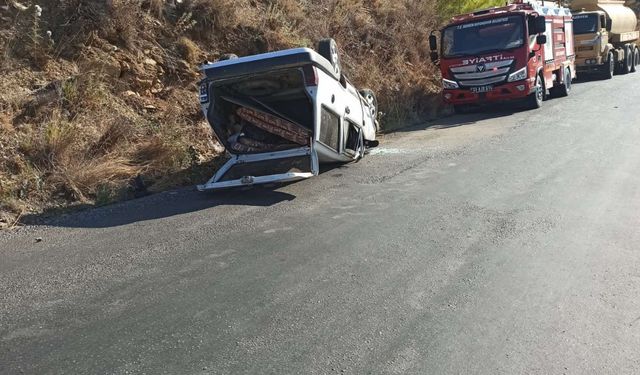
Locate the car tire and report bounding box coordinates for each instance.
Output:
[219,53,239,61]
[359,89,379,131]
[359,89,377,116]
[603,52,615,79]
[318,38,341,77]
[526,73,544,110]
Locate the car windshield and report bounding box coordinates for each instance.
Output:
[573,13,599,35]
[442,15,525,58]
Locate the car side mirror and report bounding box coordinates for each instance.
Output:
[534,16,546,34]
[605,19,612,32]
[429,34,438,51]
[536,34,547,45]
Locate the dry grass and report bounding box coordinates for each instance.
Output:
[176,37,201,63]
[0,0,506,226]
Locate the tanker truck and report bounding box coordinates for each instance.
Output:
[571,0,639,78]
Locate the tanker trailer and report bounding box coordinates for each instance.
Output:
[571,0,639,78]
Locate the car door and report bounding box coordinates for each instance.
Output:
[340,79,366,159]
[314,69,348,160]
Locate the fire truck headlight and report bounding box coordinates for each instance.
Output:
[442,78,459,89]
[508,67,527,82]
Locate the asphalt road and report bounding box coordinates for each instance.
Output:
[2,73,640,374]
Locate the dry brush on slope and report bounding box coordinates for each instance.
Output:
[0,0,504,227]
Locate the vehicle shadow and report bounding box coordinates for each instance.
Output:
[573,75,609,84]
[22,186,297,229]
[395,103,518,132]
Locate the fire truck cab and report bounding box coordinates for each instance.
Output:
[429,0,576,112]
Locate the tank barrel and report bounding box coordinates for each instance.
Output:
[571,0,638,35]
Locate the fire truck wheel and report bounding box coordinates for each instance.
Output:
[526,74,544,110]
[552,69,572,98]
[603,52,615,79]
[621,45,632,74]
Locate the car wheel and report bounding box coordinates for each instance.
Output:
[219,53,239,61]
[318,38,341,77]
[359,89,379,132]
[359,89,377,115]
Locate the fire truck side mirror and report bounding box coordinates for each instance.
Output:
[428,34,439,64]
[429,34,438,52]
[536,34,547,46]
[534,16,546,34]
[430,52,440,64]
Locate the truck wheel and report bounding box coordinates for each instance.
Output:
[621,45,632,74]
[526,74,544,109]
[603,52,615,79]
[632,47,639,73]
[318,38,341,77]
[554,68,572,97]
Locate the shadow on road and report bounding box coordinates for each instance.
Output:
[17,100,527,229]
[22,186,297,229]
[573,75,609,84]
[396,103,517,133]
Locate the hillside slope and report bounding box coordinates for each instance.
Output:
[0,0,502,227]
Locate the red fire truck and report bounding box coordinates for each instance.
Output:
[429,0,576,112]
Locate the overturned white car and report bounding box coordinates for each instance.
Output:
[197,38,379,191]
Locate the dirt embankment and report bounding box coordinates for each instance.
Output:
[0,0,505,227]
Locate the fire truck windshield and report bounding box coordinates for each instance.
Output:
[442,15,525,58]
[572,14,599,35]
